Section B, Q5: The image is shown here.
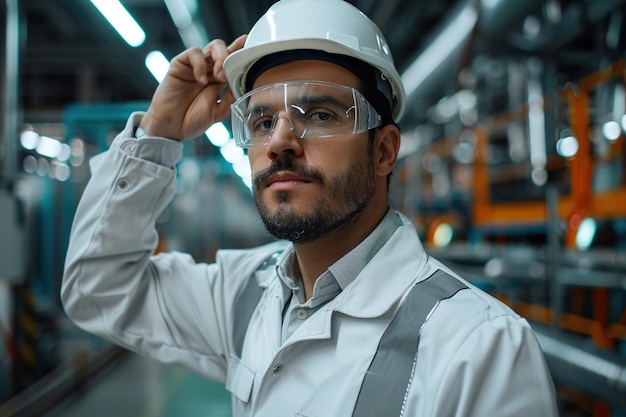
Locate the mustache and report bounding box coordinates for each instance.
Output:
[254,158,324,188]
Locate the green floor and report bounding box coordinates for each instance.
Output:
[43,353,231,417]
[145,368,231,417]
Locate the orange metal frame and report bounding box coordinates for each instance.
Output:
[414,64,626,417]
[417,60,626,417]
[470,60,626,246]
[418,62,626,358]
[495,294,626,350]
[474,62,626,358]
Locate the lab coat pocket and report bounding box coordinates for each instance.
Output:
[226,354,256,404]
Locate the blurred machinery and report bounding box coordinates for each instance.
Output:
[390,6,626,414]
[1,100,273,415]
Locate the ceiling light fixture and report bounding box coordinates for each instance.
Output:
[89,0,146,47]
[164,0,207,47]
[145,51,170,83]
[164,0,194,28]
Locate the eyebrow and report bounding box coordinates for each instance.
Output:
[297,94,351,109]
[245,102,275,118]
[246,93,352,116]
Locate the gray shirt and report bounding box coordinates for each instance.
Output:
[276,208,402,342]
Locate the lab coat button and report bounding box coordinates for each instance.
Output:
[272,363,283,375]
[296,309,307,320]
[122,141,137,153]
[116,179,130,191]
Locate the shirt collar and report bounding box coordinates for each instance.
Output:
[276,208,402,294]
[330,208,402,290]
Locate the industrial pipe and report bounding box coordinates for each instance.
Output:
[400,0,545,120]
[1,0,19,186]
[533,323,626,410]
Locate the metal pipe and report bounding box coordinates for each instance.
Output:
[533,324,626,409]
[477,0,544,39]
[1,0,19,186]
[400,0,545,116]
[546,185,562,328]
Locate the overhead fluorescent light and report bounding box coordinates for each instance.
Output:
[89,0,146,47]
[164,0,207,47]
[220,139,244,164]
[36,136,62,159]
[178,23,208,48]
[164,0,194,28]
[145,51,170,83]
[206,123,231,147]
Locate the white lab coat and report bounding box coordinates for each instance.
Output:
[61,114,558,417]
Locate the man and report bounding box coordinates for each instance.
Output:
[62,0,559,415]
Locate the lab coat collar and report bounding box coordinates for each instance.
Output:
[330,212,429,318]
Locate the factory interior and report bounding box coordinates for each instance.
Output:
[1,0,626,415]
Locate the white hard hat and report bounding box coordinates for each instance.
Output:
[223,0,406,122]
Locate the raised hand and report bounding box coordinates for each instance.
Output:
[139,35,247,141]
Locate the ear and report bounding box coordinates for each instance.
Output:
[374,125,401,177]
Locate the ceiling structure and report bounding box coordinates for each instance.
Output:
[11,0,626,131]
[3,0,626,252]
[17,0,455,121]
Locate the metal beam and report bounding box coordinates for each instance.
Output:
[1,0,20,186]
[533,323,626,409]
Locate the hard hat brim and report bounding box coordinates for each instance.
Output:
[223,38,406,122]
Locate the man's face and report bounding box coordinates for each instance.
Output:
[246,60,377,243]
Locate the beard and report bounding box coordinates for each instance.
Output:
[253,151,376,244]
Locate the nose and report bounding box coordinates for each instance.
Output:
[265,113,304,160]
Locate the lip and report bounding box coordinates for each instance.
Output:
[266,172,312,189]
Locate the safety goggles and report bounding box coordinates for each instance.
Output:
[231,81,382,148]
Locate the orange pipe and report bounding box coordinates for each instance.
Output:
[592,402,611,417]
[565,86,592,248]
[496,295,620,349]
[469,61,626,239]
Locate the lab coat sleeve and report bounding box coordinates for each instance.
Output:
[61,113,236,382]
[432,315,558,417]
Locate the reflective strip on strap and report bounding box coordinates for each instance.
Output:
[233,274,264,357]
[352,269,468,417]
[233,251,283,357]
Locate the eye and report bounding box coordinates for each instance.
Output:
[246,114,273,134]
[303,105,346,125]
[309,110,334,122]
[254,119,273,132]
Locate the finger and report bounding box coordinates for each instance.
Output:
[202,37,225,53]
[226,34,247,53]
[186,47,209,84]
[205,39,230,82]
[208,35,246,83]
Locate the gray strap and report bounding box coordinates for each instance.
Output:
[233,251,282,357]
[352,269,468,417]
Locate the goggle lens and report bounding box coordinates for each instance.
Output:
[231,81,382,148]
